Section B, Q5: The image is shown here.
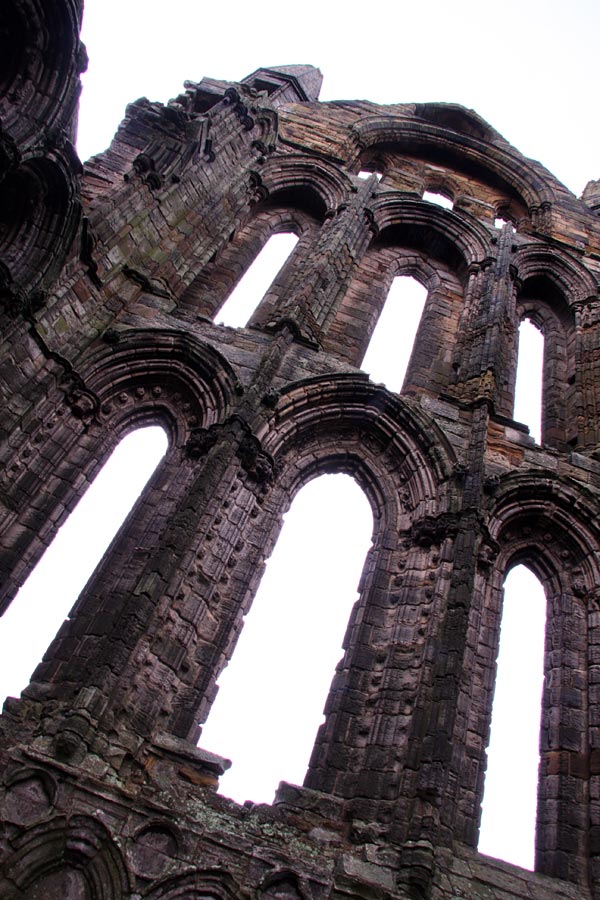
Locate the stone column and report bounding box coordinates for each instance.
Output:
[261,178,375,347]
[536,582,589,887]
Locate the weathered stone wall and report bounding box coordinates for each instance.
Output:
[2,7,600,899]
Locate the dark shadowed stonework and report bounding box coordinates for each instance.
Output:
[2,4,600,900]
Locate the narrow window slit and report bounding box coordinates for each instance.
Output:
[423,190,453,209]
[214,232,298,328]
[479,564,546,869]
[514,318,544,443]
[361,275,427,393]
[0,426,168,703]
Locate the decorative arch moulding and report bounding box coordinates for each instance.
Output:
[3,50,600,900]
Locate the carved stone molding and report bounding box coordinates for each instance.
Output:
[185,424,221,460]
[409,513,460,547]
[237,431,275,486]
[573,298,600,328]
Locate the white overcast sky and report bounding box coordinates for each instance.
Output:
[1,0,598,873]
[77,0,600,198]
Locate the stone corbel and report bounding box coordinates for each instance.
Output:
[364,208,380,238]
[263,303,322,349]
[477,537,500,571]
[573,297,600,329]
[122,264,172,300]
[237,431,275,487]
[409,513,460,548]
[397,838,435,900]
[224,87,255,131]
[475,367,496,404]
[530,200,552,234]
[80,216,102,288]
[247,171,269,205]
[125,153,163,190]
[185,424,222,460]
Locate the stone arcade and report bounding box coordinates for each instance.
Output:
[2,4,600,899]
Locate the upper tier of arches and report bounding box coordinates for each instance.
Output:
[345,114,557,214]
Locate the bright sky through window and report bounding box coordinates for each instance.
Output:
[215,233,298,328]
[514,319,544,443]
[199,474,373,803]
[7,0,596,873]
[423,191,453,210]
[361,276,427,393]
[479,565,547,869]
[0,427,168,703]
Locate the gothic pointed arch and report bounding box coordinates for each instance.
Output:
[176,152,348,321]
[514,245,599,308]
[508,250,600,447]
[460,472,600,884]
[486,472,600,585]
[259,153,355,216]
[0,330,239,613]
[367,193,492,273]
[514,275,576,448]
[178,204,312,320]
[324,207,469,393]
[77,328,241,435]
[346,115,556,218]
[179,374,462,802]
[261,374,457,514]
[164,373,459,748]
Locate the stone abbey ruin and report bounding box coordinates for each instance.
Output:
[3,3,600,899]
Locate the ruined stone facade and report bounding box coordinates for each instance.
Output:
[3,4,600,900]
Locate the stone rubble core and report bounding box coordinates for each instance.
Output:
[1,6,600,900]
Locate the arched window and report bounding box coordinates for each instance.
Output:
[479,564,547,869]
[215,232,298,327]
[423,190,453,210]
[514,318,544,443]
[0,426,168,703]
[199,473,373,803]
[361,275,427,392]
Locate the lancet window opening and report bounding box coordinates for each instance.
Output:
[0,426,168,704]
[478,563,547,870]
[214,231,299,328]
[198,472,374,804]
[361,274,428,393]
[178,201,319,321]
[513,280,576,449]
[514,317,544,443]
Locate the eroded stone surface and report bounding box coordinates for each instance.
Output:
[1,5,600,899]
